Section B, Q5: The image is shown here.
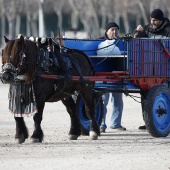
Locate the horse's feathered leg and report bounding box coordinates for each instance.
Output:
[31,100,44,143]
[15,117,28,144]
[62,96,81,140]
[80,89,100,140]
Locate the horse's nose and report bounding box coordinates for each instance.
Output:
[3,72,10,80]
[1,72,12,83]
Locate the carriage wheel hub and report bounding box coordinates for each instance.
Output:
[157,107,167,117]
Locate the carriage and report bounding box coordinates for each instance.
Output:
[63,37,170,138]
[1,35,170,143]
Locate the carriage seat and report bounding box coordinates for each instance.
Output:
[64,39,127,72]
[64,39,126,56]
[64,39,102,56]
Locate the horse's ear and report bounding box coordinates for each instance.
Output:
[4,36,9,43]
[19,35,25,43]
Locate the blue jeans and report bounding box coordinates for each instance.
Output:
[100,92,123,130]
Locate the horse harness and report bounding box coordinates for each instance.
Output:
[36,41,86,93]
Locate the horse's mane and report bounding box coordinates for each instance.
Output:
[19,39,38,82]
[2,40,15,64]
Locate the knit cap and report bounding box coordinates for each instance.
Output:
[150,9,164,21]
[105,22,119,31]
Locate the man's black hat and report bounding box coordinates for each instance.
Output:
[105,22,119,31]
[150,9,164,21]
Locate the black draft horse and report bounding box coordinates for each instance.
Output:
[1,35,100,143]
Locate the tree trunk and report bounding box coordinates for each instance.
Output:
[138,1,148,25]
[150,0,160,12]
[38,0,45,37]
[15,14,21,37]
[114,0,121,26]
[9,19,16,39]
[71,11,78,29]
[26,13,31,36]
[1,15,5,47]
[122,11,129,34]
[69,0,79,29]
[56,11,63,31]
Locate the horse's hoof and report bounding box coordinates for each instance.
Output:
[32,138,42,143]
[89,131,98,140]
[18,137,25,144]
[69,135,78,140]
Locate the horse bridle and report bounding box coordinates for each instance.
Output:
[1,51,27,83]
[2,63,16,74]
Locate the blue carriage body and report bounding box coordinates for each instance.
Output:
[64,38,170,92]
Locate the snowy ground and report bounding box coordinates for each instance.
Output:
[0,81,170,170]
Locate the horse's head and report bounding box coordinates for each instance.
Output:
[1,35,38,84]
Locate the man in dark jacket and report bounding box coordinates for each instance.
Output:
[134,9,170,38]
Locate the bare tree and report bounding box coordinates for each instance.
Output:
[3,0,17,38]
[1,0,170,44]
[96,0,115,35]
[150,0,170,16]
[53,0,66,31]
[138,0,149,24]
[15,0,25,36]
[68,0,79,29]
[113,0,121,26]
[37,0,45,36]
[0,0,6,46]
[69,0,100,38]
